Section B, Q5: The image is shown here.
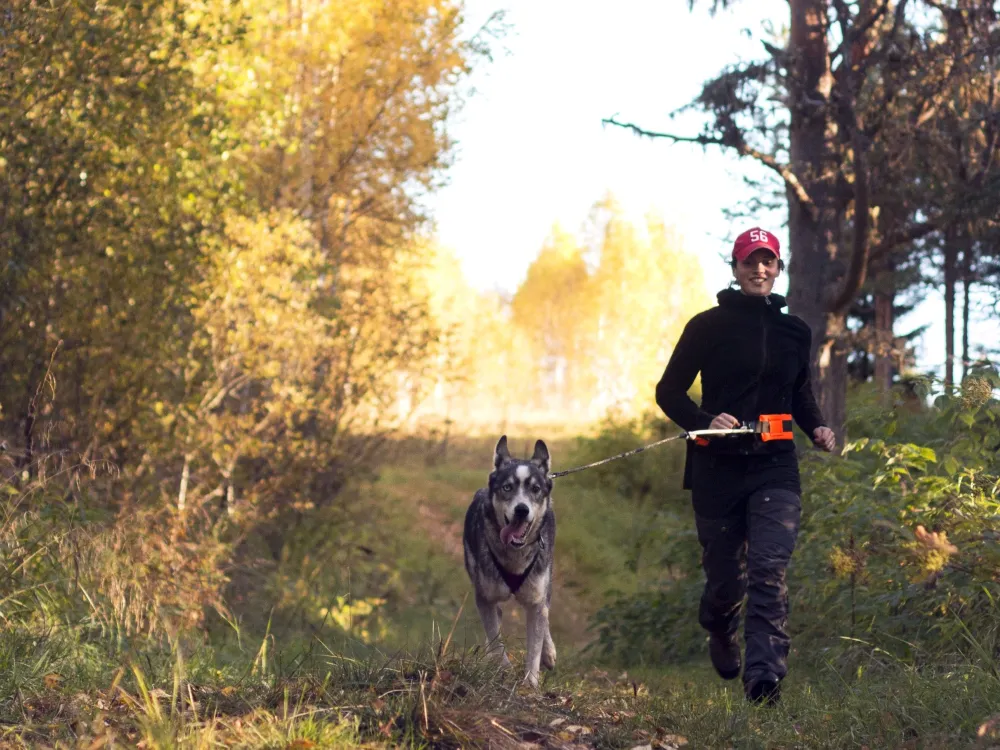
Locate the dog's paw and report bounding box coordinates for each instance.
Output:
[541,642,556,670]
[522,671,540,690]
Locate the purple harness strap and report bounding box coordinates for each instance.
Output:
[489,547,539,594]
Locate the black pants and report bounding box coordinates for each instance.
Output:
[694,485,801,685]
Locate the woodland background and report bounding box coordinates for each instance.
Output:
[3,0,1000,747]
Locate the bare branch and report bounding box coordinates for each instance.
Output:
[602,116,819,220]
[870,220,940,262]
[828,0,874,317]
[830,0,894,66]
[830,132,871,316]
[21,341,63,482]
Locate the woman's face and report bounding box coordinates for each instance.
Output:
[733,249,780,296]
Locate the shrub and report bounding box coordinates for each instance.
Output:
[590,371,1000,668]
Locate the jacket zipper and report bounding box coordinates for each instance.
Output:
[753,308,769,419]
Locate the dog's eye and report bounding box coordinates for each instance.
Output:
[531,484,541,493]
[502,483,513,493]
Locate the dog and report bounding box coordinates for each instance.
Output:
[462,435,556,688]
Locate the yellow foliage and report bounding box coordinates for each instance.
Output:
[961,375,994,410]
[830,545,858,579]
[905,524,960,583]
[319,595,387,644]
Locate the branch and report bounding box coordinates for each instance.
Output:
[829,17,873,317]
[974,52,999,185]
[830,134,870,316]
[830,0,894,66]
[603,116,819,220]
[870,220,940,262]
[20,341,63,482]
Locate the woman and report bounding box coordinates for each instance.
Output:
[655,227,835,705]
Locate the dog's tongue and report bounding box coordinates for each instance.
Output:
[500,520,530,545]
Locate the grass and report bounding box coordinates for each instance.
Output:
[4,626,1000,748]
[3,433,1000,748]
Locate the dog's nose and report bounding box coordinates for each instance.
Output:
[513,503,529,519]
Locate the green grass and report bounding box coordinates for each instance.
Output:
[3,626,998,748]
[3,433,999,748]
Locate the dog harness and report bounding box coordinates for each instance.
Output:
[490,517,548,594]
[490,548,538,594]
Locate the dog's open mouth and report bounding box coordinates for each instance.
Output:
[500,519,530,548]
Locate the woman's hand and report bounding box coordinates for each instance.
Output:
[812,426,836,452]
[709,413,740,430]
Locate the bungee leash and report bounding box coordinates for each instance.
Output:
[547,414,793,480]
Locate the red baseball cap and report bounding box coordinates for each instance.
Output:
[733,227,780,262]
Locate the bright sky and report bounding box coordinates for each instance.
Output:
[427,0,998,379]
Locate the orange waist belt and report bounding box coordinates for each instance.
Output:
[693,414,793,446]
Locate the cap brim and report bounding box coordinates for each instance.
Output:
[734,243,779,262]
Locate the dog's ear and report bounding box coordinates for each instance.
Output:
[530,439,550,475]
[493,435,510,470]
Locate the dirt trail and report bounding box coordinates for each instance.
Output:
[378,453,595,651]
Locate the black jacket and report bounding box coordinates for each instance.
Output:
[655,289,825,487]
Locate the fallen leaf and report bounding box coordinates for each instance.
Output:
[43,673,63,690]
[220,686,237,697]
[284,741,317,750]
[630,745,653,750]
[434,669,454,685]
[979,715,1000,738]
[549,718,566,728]
[653,737,689,750]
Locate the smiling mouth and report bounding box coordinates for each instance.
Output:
[501,517,530,547]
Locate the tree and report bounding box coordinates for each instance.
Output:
[587,202,710,416]
[506,197,710,422]
[0,0,499,616]
[606,0,1000,437]
[511,226,593,415]
[0,0,239,464]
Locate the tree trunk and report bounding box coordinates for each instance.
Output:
[943,227,958,391]
[961,238,972,381]
[873,211,898,397]
[873,269,895,396]
[785,0,847,438]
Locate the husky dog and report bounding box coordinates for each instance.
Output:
[462,435,556,688]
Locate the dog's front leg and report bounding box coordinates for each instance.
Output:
[475,594,510,667]
[523,603,548,688]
